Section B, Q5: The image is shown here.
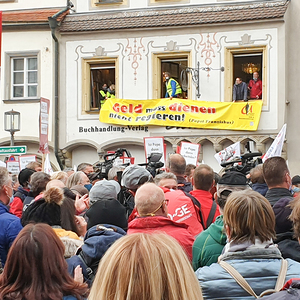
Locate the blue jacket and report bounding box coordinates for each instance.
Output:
[0,201,23,265]
[196,247,300,300]
[67,224,126,286]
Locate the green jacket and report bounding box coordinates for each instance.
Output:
[192,215,226,270]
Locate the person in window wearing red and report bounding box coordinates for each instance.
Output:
[248,71,262,99]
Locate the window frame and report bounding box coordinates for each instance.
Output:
[11,56,38,100]
[224,46,267,105]
[152,52,192,99]
[4,51,40,102]
[82,57,118,114]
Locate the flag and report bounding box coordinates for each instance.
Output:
[214,142,241,165]
[44,153,53,175]
[262,124,286,162]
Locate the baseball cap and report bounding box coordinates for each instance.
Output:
[121,165,152,190]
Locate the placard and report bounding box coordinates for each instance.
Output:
[19,155,36,170]
[6,161,20,173]
[144,137,165,166]
[180,142,200,166]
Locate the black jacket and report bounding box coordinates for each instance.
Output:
[265,188,293,207]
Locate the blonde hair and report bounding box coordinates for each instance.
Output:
[223,190,275,244]
[51,171,68,185]
[88,233,203,300]
[289,195,300,239]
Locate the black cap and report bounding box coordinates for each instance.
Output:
[292,175,300,185]
[219,171,247,186]
[18,168,36,187]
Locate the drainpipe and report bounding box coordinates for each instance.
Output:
[48,1,73,170]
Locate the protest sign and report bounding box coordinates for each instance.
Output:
[180,142,200,165]
[214,142,241,165]
[144,137,165,166]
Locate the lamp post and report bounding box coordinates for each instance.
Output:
[4,110,20,146]
[181,61,225,99]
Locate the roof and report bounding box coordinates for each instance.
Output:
[3,8,69,24]
[60,0,289,33]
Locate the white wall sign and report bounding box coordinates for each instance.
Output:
[180,142,200,166]
[19,155,36,170]
[144,137,165,166]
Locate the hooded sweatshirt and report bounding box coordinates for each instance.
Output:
[192,215,226,270]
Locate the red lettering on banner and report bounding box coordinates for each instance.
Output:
[168,103,216,114]
[113,103,143,114]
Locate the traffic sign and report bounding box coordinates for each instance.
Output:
[0,146,27,155]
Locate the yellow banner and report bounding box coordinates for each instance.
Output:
[100,99,263,131]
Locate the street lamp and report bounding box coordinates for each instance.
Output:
[4,109,20,146]
[181,61,225,99]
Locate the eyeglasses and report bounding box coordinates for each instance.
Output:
[142,199,169,217]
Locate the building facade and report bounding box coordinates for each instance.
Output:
[1,0,299,174]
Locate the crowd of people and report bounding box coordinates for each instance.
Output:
[0,154,300,299]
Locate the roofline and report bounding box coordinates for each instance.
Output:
[59,16,285,36]
[64,0,288,18]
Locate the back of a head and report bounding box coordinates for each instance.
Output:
[193,164,214,191]
[0,167,10,190]
[223,190,275,244]
[26,161,42,172]
[108,166,124,181]
[0,223,87,300]
[89,233,202,300]
[263,157,289,188]
[134,183,165,216]
[51,171,68,185]
[30,172,51,198]
[289,195,300,241]
[167,154,186,176]
[250,164,265,184]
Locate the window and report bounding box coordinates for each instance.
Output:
[11,57,38,99]
[152,52,191,99]
[82,58,117,113]
[92,0,127,8]
[224,46,267,105]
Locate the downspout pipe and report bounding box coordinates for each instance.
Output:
[48,1,73,170]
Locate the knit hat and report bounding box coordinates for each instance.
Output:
[217,171,250,198]
[85,199,128,231]
[21,187,64,227]
[89,180,120,205]
[292,175,300,186]
[18,168,36,187]
[121,165,152,190]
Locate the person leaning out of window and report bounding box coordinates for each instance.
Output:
[164,72,182,100]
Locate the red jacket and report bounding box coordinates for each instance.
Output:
[189,189,220,228]
[128,216,194,260]
[248,79,262,99]
[161,187,203,237]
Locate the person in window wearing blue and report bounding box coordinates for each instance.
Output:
[164,72,182,99]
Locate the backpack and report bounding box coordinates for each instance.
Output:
[77,249,98,283]
[184,192,217,230]
[219,259,288,298]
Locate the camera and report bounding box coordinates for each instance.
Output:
[221,152,262,175]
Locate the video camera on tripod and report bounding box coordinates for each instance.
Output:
[94,148,164,180]
[221,152,263,175]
